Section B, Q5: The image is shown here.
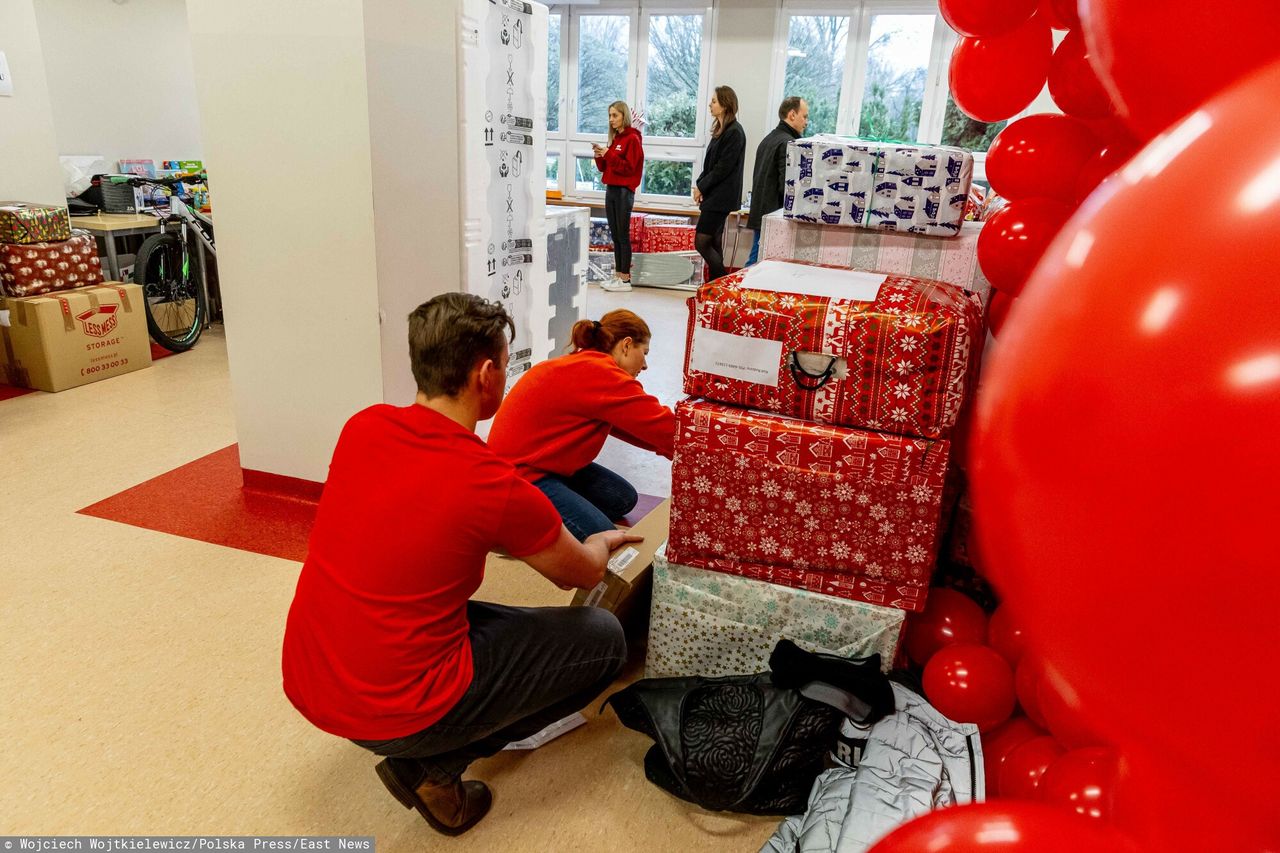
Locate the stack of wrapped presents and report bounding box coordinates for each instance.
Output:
[588,212,702,288]
[650,142,986,676]
[0,201,150,392]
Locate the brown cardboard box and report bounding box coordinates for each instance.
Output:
[0,282,152,391]
[571,499,670,620]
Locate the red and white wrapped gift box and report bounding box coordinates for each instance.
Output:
[666,398,951,612]
[0,230,104,297]
[629,213,649,253]
[646,223,696,253]
[683,259,983,439]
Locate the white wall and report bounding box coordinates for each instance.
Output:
[34,0,203,167]
[710,0,782,192]
[0,0,66,204]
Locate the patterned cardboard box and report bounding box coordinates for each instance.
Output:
[0,202,73,245]
[0,230,104,297]
[647,545,905,678]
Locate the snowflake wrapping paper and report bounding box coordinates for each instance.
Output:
[646,544,906,679]
[666,399,951,612]
[0,230,104,297]
[646,223,696,253]
[682,260,983,439]
[782,137,973,238]
[759,211,991,306]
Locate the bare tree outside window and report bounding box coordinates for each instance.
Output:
[548,15,561,133]
[575,156,607,192]
[941,94,1008,151]
[857,15,934,142]
[784,16,849,137]
[546,154,559,191]
[644,15,702,139]
[577,16,629,135]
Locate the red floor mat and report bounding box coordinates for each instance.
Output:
[79,443,664,562]
[0,383,35,401]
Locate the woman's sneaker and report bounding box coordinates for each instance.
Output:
[599,278,632,293]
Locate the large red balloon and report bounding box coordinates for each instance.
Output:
[986,289,1014,337]
[1074,141,1136,202]
[1038,747,1118,822]
[922,644,1015,731]
[1047,29,1115,119]
[905,588,988,665]
[949,16,1053,123]
[986,605,1027,667]
[971,59,1280,835]
[999,735,1064,799]
[985,114,1099,203]
[982,715,1045,796]
[940,0,1038,38]
[1039,0,1078,30]
[976,198,1072,296]
[867,802,1138,852]
[1037,664,1105,748]
[1079,0,1280,139]
[1013,655,1047,727]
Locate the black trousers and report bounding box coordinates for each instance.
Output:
[352,602,627,779]
[605,185,635,274]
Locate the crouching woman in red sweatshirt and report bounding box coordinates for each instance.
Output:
[592,101,643,292]
[488,309,675,540]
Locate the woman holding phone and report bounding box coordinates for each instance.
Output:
[693,86,746,282]
[592,101,644,293]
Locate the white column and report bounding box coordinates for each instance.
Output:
[0,0,66,206]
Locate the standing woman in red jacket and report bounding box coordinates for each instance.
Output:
[488,309,675,540]
[592,101,644,293]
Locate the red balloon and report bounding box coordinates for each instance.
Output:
[923,643,1015,732]
[905,588,989,665]
[1038,747,1118,822]
[1037,664,1105,748]
[976,198,1072,296]
[1039,0,1078,30]
[1013,655,1047,727]
[985,114,1099,203]
[949,15,1053,123]
[941,0,1038,38]
[1047,29,1115,119]
[868,802,1139,852]
[986,606,1027,667]
[1074,142,1136,202]
[1000,735,1064,799]
[986,289,1014,337]
[1080,0,1280,139]
[982,715,1046,796]
[972,59,1280,829]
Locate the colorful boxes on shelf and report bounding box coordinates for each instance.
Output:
[646,545,906,678]
[759,211,991,305]
[783,138,973,237]
[0,230,104,297]
[682,259,983,439]
[0,202,73,246]
[666,399,950,612]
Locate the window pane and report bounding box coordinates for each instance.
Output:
[784,16,848,137]
[548,15,561,133]
[641,160,693,196]
[575,156,606,192]
[857,15,935,142]
[546,154,560,191]
[577,15,630,135]
[940,93,1008,151]
[644,15,703,139]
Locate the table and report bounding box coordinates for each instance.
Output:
[73,213,164,280]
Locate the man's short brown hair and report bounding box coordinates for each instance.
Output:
[408,293,514,397]
[778,96,804,121]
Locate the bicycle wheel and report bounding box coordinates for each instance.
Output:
[133,231,206,352]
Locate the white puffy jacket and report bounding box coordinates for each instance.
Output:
[762,683,985,853]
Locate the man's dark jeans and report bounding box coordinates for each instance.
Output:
[353,601,627,780]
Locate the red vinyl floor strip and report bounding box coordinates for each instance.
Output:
[79,443,663,562]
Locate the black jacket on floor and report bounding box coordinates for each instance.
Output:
[696,120,747,214]
[747,121,802,229]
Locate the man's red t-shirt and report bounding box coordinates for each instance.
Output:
[281,404,562,740]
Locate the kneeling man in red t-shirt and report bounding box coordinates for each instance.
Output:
[281,293,640,835]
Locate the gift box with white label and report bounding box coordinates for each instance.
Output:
[647,544,905,678]
[666,399,950,612]
[683,259,983,439]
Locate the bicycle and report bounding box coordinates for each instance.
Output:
[103,173,214,352]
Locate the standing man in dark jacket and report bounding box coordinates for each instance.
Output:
[693,85,747,282]
[746,97,809,266]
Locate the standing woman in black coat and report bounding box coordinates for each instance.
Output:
[693,85,746,282]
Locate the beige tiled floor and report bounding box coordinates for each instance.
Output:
[0,284,780,850]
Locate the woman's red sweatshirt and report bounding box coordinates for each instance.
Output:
[488,349,675,481]
[595,126,644,192]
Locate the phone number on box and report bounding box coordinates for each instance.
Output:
[81,358,128,376]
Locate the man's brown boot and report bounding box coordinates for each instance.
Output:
[375,758,493,836]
